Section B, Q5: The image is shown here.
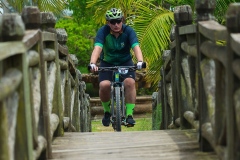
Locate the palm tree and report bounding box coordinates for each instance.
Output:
[87,0,174,89]
[1,0,67,16]
[131,1,174,88]
[87,0,238,89]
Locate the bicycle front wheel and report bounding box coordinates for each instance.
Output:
[115,86,121,132]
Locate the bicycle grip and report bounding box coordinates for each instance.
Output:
[87,64,91,71]
[142,62,146,68]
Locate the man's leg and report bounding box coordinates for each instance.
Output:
[99,80,111,126]
[124,78,136,126]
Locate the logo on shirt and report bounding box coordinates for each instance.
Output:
[121,42,125,48]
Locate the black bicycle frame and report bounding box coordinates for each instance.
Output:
[110,70,126,131]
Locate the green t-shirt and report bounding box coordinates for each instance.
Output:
[94,24,139,65]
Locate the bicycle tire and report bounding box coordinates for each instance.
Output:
[115,86,121,131]
[110,84,116,130]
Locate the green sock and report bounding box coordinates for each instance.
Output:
[102,101,110,113]
[126,103,135,116]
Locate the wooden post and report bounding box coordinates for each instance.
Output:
[73,71,80,131]
[80,81,88,132]
[40,28,53,160]
[56,28,69,132]
[159,75,165,129]
[0,97,10,160]
[160,67,169,129]
[170,25,179,127]
[195,0,216,151]
[22,6,53,159]
[16,41,34,160]
[152,92,159,130]
[41,11,64,137]
[65,70,72,131]
[0,13,34,160]
[174,5,193,129]
[225,3,240,160]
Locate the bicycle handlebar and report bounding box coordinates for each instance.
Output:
[88,62,146,71]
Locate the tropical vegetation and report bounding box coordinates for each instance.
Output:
[85,0,240,88]
[86,0,175,88]
[1,0,240,90]
[55,18,96,68]
[0,0,67,16]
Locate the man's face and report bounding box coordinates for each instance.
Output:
[108,19,122,32]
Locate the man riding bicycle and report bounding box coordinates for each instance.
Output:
[89,8,144,127]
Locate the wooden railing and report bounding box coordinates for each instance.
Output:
[0,6,90,160]
[152,1,240,160]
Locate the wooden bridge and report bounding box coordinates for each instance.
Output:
[51,130,217,160]
[0,1,240,160]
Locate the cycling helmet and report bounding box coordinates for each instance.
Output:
[105,8,123,20]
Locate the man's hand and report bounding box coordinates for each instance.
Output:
[90,63,98,72]
[137,61,143,70]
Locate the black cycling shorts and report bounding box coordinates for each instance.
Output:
[99,60,136,82]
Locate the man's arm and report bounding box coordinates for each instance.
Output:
[133,45,143,62]
[89,46,102,71]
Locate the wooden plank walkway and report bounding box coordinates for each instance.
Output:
[51,130,218,160]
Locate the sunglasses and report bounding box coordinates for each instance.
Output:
[109,19,122,25]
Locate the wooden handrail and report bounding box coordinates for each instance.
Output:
[152,2,240,160]
[0,69,22,101]
[0,6,90,160]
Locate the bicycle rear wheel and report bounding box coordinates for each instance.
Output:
[115,86,121,132]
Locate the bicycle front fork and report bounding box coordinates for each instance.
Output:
[110,84,126,124]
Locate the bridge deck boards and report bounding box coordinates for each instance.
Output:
[51,130,218,160]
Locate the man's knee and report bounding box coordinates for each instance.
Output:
[99,80,111,91]
[124,78,135,88]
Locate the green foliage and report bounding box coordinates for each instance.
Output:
[78,66,89,74]
[214,0,240,24]
[152,103,162,130]
[85,83,99,97]
[67,0,96,23]
[5,0,67,16]
[131,1,174,89]
[164,0,195,10]
[86,0,174,90]
[137,87,156,96]
[86,0,156,25]
[56,18,97,67]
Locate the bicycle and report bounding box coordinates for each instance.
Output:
[89,62,146,131]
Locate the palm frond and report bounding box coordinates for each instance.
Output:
[6,0,67,16]
[131,1,174,88]
[87,0,139,25]
[87,0,118,25]
[215,0,238,24]
[164,0,195,10]
[145,57,163,89]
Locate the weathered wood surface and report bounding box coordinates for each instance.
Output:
[51,130,218,160]
[198,21,227,41]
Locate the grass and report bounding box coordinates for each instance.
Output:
[78,66,89,74]
[91,116,152,132]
